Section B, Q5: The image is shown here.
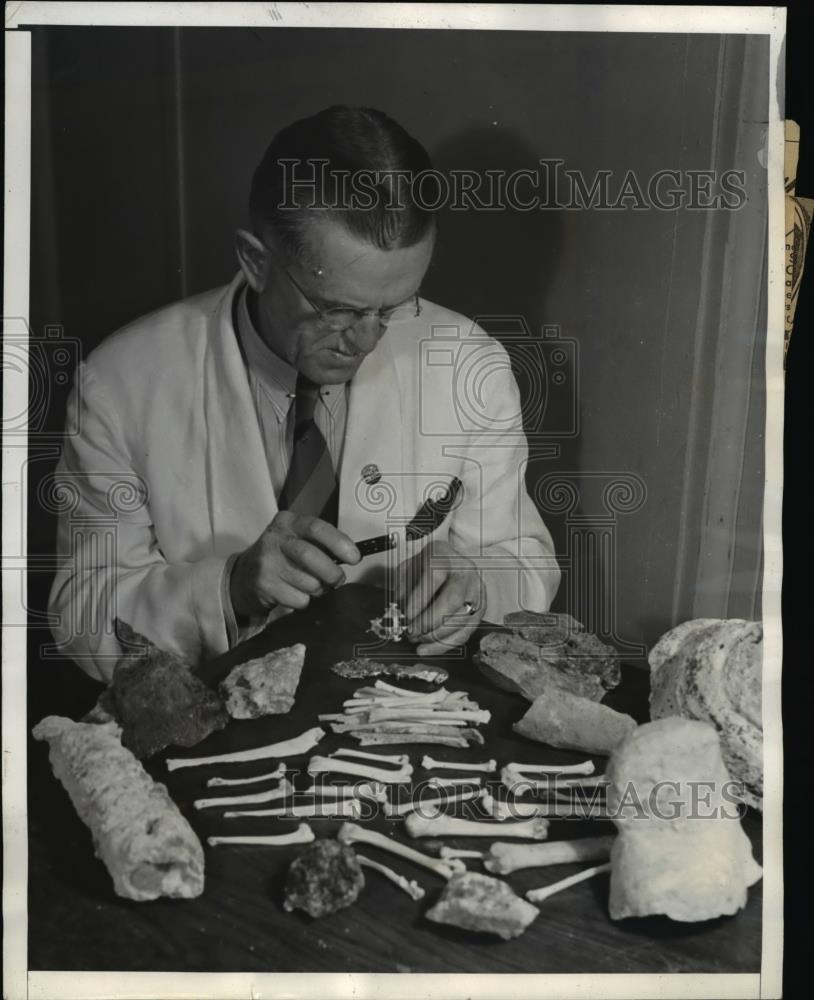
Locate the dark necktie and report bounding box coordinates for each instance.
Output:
[277,374,339,525]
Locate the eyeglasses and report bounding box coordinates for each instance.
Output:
[274,252,422,334]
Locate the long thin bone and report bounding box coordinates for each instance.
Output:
[347,688,450,706]
[422,756,497,773]
[207,824,314,847]
[307,755,413,783]
[384,786,480,818]
[525,862,612,903]
[372,679,441,697]
[337,822,465,879]
[330,748,409,766]
[352,695,480,710]
[354,734,469,747]
[439,847,485,860]
[505,776,607,797]
[485,836,615,874]
[207,764,287,788]
[494,800,609,820]
[334,717,469,730]
[166,727,324,771]
[194,777,293,810]
[404,813,550,840]
[368,708,489,724]
[224,799,362,820]
[428,775,483,789]
[483,788,609,820]
[480,790,549,820]
[357,854,426,901]
[503,760,595,780]
[301,781,388,802]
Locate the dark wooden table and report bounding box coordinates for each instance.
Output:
[27,585,762,973]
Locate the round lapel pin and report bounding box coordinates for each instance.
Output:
[361,463,382,485]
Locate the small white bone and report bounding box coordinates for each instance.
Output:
[373,679,434,696]
[194,777,293,810]
[207,764,287,788]
[485,836,615,875]
[307,755,413,783]
[384,786,480,817]
[482,788,608,820]
[224,799,362,820]
[207,823,315,847]
[302,781,388,803]
[166,727,324,771]
[422,756,497,773]
[505,777,607,797]
[428,775,482,789]
[480,789,553,820]
[337,822,465,879]
[405,812,550,840]
[334,718,469,730]
[330,747,409,766]
[503,760,595,781]
[349,688,450,706]
[439,847,485,860]
[354,734,469,747]
[357,854,425,901]
[526,862,612,903]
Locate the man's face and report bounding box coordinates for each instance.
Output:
[254,219,434,385]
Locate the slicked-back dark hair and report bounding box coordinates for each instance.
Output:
[249,106,437,261]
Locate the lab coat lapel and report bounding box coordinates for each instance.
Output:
[203,275,277,552]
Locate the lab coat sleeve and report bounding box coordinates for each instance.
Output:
[447,356,561,623]
[47,362,232,682]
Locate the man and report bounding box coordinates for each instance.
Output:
[49,106,560,682]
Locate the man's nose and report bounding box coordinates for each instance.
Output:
[344,313,384,355]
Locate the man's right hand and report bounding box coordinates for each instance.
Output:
[229,511,361,618]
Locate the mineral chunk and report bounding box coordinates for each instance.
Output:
[331,658,448,685]
[33,716,204,901]
[606,718,762,922]
[220,643,305,719]
[648,618,763,810]
[283,838,365,918]
[513,689,637,755]
[425,872,539,939]
[88,620,228,759]
[476,612,620,703]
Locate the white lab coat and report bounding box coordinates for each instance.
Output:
[48,273,560,681]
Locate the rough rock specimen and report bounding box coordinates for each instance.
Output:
[425,872,539,939]
[33,716,204,901]
[283,838,365,918]
[476,612,620,702]
[88,620,228,759]
[513,688,637,755]
[648,618,763,810]
[606,718,762,922]
[219,643,306,719]
[331,658,448,685]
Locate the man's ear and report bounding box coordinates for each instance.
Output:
[234,229,270,293]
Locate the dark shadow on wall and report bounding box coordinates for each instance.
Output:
[421,127,594,625]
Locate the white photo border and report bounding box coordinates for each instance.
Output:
[3,4,786,999]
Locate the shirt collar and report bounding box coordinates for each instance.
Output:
[236,284,298,415]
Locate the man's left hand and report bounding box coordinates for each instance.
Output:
[394,540,485,656]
